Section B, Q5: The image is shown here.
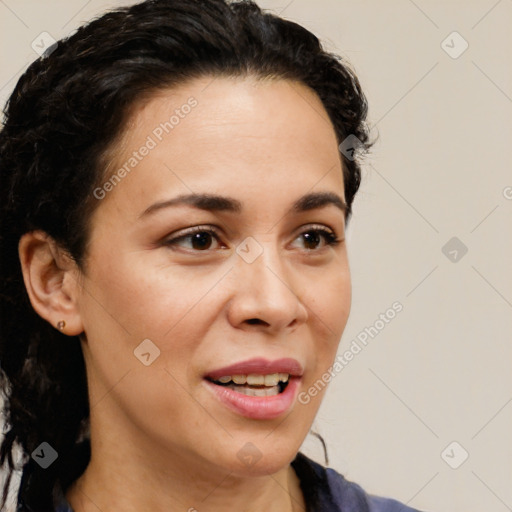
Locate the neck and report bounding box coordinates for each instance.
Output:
[67,459,305,512]
[65,419,306,512]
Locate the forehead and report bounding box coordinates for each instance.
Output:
[95,75,345,219]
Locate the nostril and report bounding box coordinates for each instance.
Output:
[246,318,265,325]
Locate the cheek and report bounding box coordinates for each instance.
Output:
[78,256,216,419]
[83,246,227,339]
[106,366,204,430]
[299,264,351,392]
[331,268,352,331]
[78,248,236,403]
[301,263,351,338]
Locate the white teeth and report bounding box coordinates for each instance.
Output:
[226,384,280,397]
[215,373,290,386]
[232,375,247,385]
[264,374,279,386]
[246,374,265,385]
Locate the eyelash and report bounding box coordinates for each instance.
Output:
[164,225,342,252]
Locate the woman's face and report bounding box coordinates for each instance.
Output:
[77,75,351,476]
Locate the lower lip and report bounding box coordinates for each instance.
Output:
[203,377,301,420]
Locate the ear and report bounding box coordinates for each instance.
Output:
[18,230,84,336]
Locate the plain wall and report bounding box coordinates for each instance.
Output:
[1,1,511,511]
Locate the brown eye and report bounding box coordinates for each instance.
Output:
[292,227,340,251]
[165,227,222,251]
[188,232,214,250]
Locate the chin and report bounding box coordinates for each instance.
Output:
[219,439,303,477]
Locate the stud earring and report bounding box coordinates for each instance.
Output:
[57,320,66,331]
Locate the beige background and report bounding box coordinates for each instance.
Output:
[1,1,511,511]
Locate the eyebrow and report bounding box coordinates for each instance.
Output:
[140,191,347,218]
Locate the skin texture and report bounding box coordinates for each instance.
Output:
[19,75,352,512]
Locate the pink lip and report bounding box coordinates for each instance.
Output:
[204,357,304,380]
[203,376,301,420]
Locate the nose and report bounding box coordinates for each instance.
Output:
[226,239,308,334]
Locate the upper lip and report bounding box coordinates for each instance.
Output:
[205,357,304,380]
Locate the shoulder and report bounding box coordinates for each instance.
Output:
[325,466,424,512]
[292,452,426,512]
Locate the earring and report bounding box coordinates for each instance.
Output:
[57,320,66,331]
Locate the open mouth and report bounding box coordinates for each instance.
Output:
[205,373,290,397]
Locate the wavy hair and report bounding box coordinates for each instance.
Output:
[0,0,372,509]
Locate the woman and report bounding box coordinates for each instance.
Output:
[0,1,424,511]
